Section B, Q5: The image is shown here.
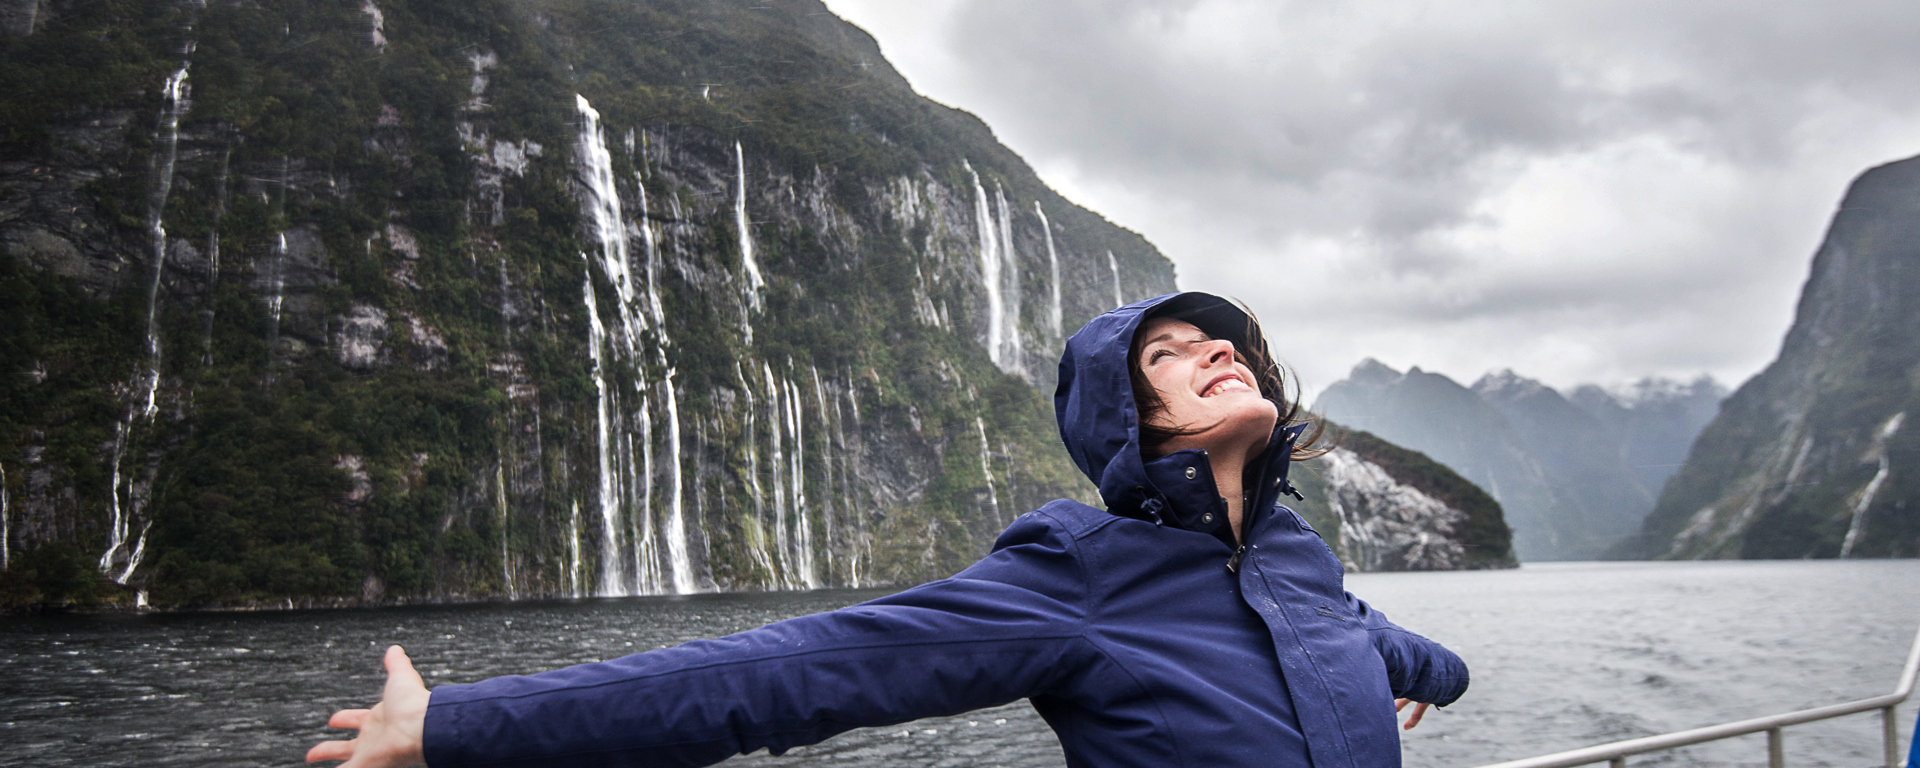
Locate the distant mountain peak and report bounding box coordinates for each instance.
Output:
[1347,358,1404,387]
[1471,369,1551,400]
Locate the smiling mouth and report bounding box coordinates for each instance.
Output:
[1201,376,1253,398]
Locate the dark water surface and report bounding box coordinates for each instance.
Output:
[3,560,1916,767]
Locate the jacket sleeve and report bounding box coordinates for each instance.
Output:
[1346,593,1470,707]
[422,510,1093,768]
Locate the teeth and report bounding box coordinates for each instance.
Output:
[1205,379,1248,397]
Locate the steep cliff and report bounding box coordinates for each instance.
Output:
[1289,426,1517,572]
[1612,156,1920,560]
[0,0,1179,607]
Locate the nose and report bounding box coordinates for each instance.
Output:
[1199,339,1235,367]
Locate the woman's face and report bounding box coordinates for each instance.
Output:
[1135,317,1279,458]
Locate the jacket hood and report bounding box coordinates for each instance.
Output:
[1055,292,1303,530]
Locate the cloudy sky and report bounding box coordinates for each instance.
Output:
[820,0,1920,398]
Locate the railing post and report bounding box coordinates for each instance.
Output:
[1883,706,1898,768]
[1608,758,1625,768]
[1767,727,1784,768]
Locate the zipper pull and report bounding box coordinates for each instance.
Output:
[1226,545,1247,574]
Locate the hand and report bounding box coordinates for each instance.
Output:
[1394,698,1431,730]
[308,645,430,767]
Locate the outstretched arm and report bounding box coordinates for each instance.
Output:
[307,645,429,768]
[1344,592,1470,708]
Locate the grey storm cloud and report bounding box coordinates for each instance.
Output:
[824,0,1920,393]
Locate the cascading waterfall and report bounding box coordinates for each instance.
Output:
[581,275,628,595]
[993,184,1023,371]
[634,394,661,594]
[964,162,1008,369]
[567,500,584,598]
[495,461,514,598]
[1841,412,1905,558]
[1107,251,1124,309]
[267,233,287,349]
[142,62,191,418]
[763,363,795,586]
[573,94,702,595]
[785,375,818,588]
[832,395,863,587]
[975,417,1004,530]
[663,370,694,592]
[2,464,10,571]
[98,423,133,576]
[735,142,765,308]
[736,362,778,584]
[634,175,694,593]
[119,522,151,586]
[1035,202,1062,339]
[808,365,836,578]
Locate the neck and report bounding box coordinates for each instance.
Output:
[1210,448,1250,545]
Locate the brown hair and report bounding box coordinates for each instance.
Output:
[1127,303,1325,465]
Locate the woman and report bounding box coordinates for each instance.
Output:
[308,292,1468,768]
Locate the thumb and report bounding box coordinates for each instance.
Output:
[382,645,424,694]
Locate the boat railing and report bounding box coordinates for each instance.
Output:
[1469,622,1920,768]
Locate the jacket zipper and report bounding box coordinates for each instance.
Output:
[1226,545,1247,573]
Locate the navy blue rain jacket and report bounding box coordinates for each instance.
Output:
[423,292,1469,768]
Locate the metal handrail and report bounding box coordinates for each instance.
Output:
[1470,622,1920,768]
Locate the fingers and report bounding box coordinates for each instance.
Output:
[383,645,424,693]
[306,738,356,763]
[1394,697,1409,713]
[1402,701,1431,730]
[328,709,371,729]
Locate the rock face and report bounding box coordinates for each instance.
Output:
[1289,427,1517,572]
[0,0,1179,607]
[1315,361,1723,561]
[1612,156,1920,560]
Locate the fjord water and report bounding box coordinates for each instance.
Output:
[4,560,1916,767]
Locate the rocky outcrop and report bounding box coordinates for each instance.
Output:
[1612,156,1920,560]
[1290,427,1517,572]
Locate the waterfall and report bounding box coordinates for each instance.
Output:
[809,365,835,580]
[574,93,705,595]
[567,499,584,598]
[98,421,150,582]
[495,461,513,598]
[2,464,10,571]
[1107,251,1124,309]
[581,272,627,596]
[266,233,287,354]
[98,422,128,573]
[118,522,151,585]
[1840,412,1905,558]
[976,417,1004,530]
[763,363,793,586]
[737,363,777,584]
[634,393,660,595]
[735,142,764,308]
[360,0,386,51]
[964,162,1007,369]
[1035,203,1062,339]
[663,369,694,592]
[993,184,1023,371]
[786,376,817,588]
[141,63,190,419]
